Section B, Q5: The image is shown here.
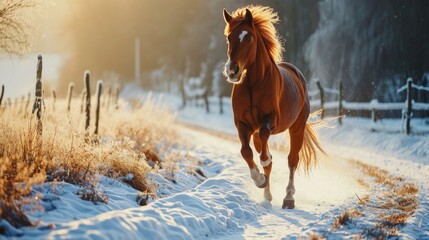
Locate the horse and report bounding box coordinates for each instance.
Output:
[223,5,325,209]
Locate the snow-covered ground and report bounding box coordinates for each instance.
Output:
[140,89,429,239]
[14,126,364,239]
[7,86,429,239]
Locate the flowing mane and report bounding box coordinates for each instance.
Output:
[224,5,284,63]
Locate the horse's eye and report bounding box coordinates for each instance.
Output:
[248,36,253,43]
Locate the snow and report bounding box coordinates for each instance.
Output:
[318,118,429,239]
[7,87,429,239]
[152,91,429,239]
[17,126,365,240]
[27,177,141,225]
[319,117,429,163]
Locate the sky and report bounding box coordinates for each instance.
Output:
[28,1,69,53]
[1,1,73,98]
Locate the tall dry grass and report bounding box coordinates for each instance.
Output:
[0,95,179,231]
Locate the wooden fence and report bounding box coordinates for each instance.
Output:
[309,78,429,135]
[0,55,120,140]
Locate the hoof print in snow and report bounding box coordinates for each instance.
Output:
[282,199,295,209]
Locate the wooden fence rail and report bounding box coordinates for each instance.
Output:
[309,77,429,134]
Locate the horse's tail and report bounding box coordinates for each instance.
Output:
[299,110,327,173]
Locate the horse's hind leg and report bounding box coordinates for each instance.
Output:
[237,123,267,188]
[253,132,272,201]
[282,124,305,209]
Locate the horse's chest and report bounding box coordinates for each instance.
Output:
[232,91,275,131]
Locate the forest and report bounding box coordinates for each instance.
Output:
[57,0,429,103]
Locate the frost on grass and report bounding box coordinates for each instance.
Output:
[325,161,419,239]
[0,97,189,235]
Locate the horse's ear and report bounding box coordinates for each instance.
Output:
[244,9,253,24]
[223,8,232,23]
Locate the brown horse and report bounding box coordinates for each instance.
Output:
[223,6,325,209]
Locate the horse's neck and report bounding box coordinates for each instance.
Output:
[247,36,278,87]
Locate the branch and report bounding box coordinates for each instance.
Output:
[0,0,38,55]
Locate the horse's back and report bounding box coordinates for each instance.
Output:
[275,62,310,132]
[277,62,307,90]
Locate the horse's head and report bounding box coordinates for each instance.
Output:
[223,8,256,84]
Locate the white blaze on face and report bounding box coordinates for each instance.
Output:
[239,30,248,43]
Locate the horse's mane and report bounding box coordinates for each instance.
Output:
[225,5,284,63]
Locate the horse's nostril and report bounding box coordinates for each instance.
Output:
[234,66,240,75]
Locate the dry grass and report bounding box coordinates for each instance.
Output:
[322,160,419,238]
[0,96,180,230]
[307,233,326,240]
[332,209,362,229]
[356,178,369,189]
[332,211,352,229]
[380,213,408,227]
[357,162,396,188]
[341,161,420,238]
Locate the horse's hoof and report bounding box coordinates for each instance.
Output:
[264,191,273,202]
[256,174,269,188]
[282,199,295,209]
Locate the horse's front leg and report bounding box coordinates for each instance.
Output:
[237,123,267,188]
[257,123,273,201]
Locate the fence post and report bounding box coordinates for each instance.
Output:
[180,78,187,108]
[94,80,102,135]
[316,80,325,119]
[203,90,209,113]
[67,83,74,112]
[32,55,43,135]
[84,71,91,131]
[52,90,56,111]
[338,80,343,125]
[406,77,412,135]
[114,85,120,110]
[0,85,4,108]
[80,89,86,113]
[371,109,377,123]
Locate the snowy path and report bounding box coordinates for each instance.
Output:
[121,91,427,238]
[178,126,366,239]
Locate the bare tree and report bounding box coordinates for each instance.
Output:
[0,0,36,55]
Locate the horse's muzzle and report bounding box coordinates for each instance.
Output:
[225,60,245,84]
[227,65,240,80]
